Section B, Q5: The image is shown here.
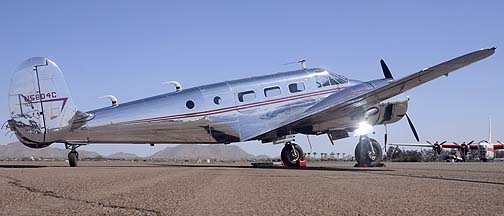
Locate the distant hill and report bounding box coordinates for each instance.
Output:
[149,144,262,161]
[0,142,101,159]
[106,152,139,159]
[0,142,270,161]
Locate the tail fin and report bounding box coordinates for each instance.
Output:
[8,57,76,148]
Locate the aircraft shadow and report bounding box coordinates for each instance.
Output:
[0,163,395,172]
[0,164,49,168]
[153,164,395,172]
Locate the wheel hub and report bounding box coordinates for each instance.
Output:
[368,151,376,160]
[290,150,299,161]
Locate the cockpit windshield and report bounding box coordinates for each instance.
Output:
[314,71,348,88]
[329,71,348,84]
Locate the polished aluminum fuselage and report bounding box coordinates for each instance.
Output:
[64,68,374,144]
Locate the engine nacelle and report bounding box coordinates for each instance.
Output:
[433,145,443,154]
[366,99,408,126]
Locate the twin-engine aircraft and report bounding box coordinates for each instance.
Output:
[6,48,495,167]
[392,119,503,161]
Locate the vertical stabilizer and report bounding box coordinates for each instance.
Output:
[8,57,76,148]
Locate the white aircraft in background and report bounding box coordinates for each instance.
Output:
[391,118,503,161]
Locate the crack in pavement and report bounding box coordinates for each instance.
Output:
[321,171,504,186]
[0,175,161,215]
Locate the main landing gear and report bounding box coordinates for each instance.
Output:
[354,135,383,167]
[65,143,81,167]
[280,142,306,167]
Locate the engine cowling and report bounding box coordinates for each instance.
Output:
[366,99,408,126]
[433,144,443,154]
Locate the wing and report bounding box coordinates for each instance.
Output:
[243,48,495,141]
[493,143,504,150]
[390,143,433,148]
[469,144,479,150]
[390,143,460,148]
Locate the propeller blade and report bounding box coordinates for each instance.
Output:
[384,124,388,152]
[498,140,503,144]
[380,59,393,79]
[467,140,474,145]
[426,140,432,145]
[405,112,420,142]
[440,141,447,145]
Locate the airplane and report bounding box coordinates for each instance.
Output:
[391,118,504,161]
[4,47,496,167]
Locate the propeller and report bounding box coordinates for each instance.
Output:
[404,112,420,142]
[467,140,474,145]
[384,124,388,153]
[425,140,447,155]
[498,140,503,144]
[380,59,394,79]
[459,141,472,160]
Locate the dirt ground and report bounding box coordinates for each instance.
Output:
[0,161,503,215]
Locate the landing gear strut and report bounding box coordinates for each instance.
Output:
[281,142,304,167]
[354,136,383,167]
[65,143,81,167]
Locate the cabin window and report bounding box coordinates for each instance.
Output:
[186,100,195,109]
[213,96,222,105]
[264,86,281,97]
[238,90,256,102]
[288,82,305,93]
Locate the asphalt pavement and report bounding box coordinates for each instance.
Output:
[1,161,503,215]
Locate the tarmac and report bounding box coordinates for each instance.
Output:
[1,161,503,216]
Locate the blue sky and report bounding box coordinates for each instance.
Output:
[1,1,503,157]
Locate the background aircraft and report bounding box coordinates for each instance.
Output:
[391,119,503,161]
[5,48,495,167]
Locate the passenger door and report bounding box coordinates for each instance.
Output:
[200,85,241,143]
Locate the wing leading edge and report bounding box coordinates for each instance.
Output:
[245,47,496,141]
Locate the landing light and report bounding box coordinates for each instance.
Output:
[354,122,373,136]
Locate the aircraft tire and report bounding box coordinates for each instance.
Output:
[68,151,78,167]
[281,143,303,167]
[355,136,382,167]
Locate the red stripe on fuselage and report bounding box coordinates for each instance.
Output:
[117,86,349,125]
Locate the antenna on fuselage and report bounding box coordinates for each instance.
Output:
[98,95,119,107]
[284,59,307,70]
[161,81,182,92]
